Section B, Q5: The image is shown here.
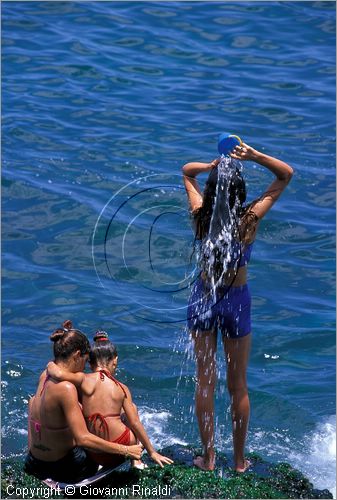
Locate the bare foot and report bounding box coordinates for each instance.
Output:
[193,455,215,471]
[235,459,251,473]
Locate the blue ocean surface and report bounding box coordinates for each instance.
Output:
[2,1,335,495]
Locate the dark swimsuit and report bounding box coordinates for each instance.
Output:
[187,242,253,337]
[24,373,97,482]
[24,447,97,483]
[85,369,132,467]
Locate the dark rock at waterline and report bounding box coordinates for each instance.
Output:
[2,445,333,499]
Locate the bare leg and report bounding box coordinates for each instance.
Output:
[192,329,217,471]
[223,334,251,472]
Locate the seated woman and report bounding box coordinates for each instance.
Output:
[25,321,142,483]
[47,330,173,469]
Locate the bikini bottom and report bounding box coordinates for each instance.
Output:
[88,427,132,467]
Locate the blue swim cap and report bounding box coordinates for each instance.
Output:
[218,133,242,155]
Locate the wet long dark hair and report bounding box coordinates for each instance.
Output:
[192,162,256,283]
[194,165,247,241]
[89,331,117,368]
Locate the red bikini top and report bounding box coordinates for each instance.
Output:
[98,369,127,398]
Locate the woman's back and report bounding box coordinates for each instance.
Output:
[29,371,75,461]
[81,370,129,441]
[195,209,259,287]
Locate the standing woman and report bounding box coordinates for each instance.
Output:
[182,141,293,472]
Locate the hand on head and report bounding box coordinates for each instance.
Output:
[230,142,257,161]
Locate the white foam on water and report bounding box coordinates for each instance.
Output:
[137,407,335,497]
[17,428,28,436]
[288,416,336,498]
[246,417,336,498]
[138,406,188,449]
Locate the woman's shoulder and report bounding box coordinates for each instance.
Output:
[79,372,97,396]
[82,372,98,384]
[241,202,260,221]
[190,207,203,240]
[115,379,130,399]
[190,206,201,221]
[239,205,260,244]
[92,371,128,397]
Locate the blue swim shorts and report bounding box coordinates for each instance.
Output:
[187,278,251,338]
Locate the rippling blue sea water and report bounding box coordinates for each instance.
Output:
[2,1,336,495]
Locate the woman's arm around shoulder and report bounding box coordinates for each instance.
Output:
[46,362,95,396]
[231,143,294,220]
[47,361,85,388]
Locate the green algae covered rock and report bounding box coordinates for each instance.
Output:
[2,445,333,499]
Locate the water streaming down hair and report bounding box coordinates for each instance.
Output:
[194,156,246,295]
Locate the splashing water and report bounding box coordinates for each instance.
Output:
[197,155,244,297]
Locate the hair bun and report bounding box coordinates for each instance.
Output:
[50,319,74,342]
[50,331,65,342]
[94,330,109,342]
[63,319,73,330]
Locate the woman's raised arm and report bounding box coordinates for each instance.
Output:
[231,143,294,220]
[182,158,220,213]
